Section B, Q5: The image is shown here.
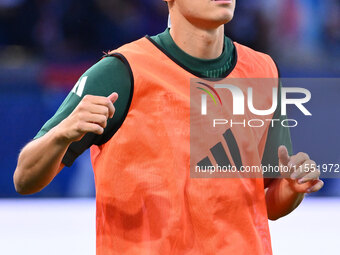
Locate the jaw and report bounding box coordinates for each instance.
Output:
[169,0,236,30]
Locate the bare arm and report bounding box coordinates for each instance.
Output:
[265,178,305,220]
[14,129,69,195]
[13,93,118,195]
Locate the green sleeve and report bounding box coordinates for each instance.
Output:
[34,56,133,167]
[261,82,293,176]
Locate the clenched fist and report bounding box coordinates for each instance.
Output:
[57,92,118,143]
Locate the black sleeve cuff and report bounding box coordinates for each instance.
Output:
[62,147,80,167]
[61,132,98,167]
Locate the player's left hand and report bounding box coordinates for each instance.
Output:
[278,145,324,194]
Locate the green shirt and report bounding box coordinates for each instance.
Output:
[35,28,292,167]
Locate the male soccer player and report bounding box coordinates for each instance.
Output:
[14,0,323,254]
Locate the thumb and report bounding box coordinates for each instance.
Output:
[278,145,290,166]
[108,92,118,103]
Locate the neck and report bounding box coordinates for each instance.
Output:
[169,14,225,60]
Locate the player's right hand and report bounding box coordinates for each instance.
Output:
[56,92,118,143]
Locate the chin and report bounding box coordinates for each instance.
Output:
[188,9,234,29]
[206,14,234,28]
[218,9,235,24]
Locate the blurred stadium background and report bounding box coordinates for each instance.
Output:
[0,0,339,254]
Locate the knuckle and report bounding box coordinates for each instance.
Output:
[289,155,297,162]
[305,160,316,169]
[76,103,84,111]
[78,102,88,112]
[76,122,84,132]
[97,126,104,134]
[83,95,91,101]
[102,107,109,116]
[101,116,107,126]
[105,98,111,106]
[308,160,316,165]
[77,112,84,121]
[297,152,309,159]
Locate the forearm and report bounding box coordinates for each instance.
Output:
[265,178,305,221]
[14,92,118,195]
[14,127,70,195]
